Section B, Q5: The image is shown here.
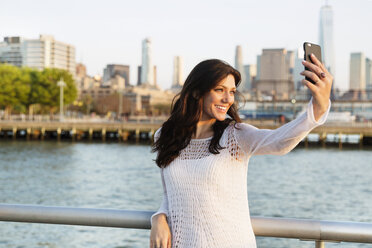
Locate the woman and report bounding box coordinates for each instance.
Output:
[150,55,332,248]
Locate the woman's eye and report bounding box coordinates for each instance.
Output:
[230,91,236,95]
[214,88,223,92]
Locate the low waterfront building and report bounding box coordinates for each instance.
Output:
[103,64,130,87]
[254,49,295,100]
[125,85,175,115]
[79,76,174,116]
[80,75,123,101]
[0,35,76,76]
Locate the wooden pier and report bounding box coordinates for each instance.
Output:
[1,121,372,147]
[0,121,160,142]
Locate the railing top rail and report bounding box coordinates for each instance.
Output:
[1,204,372,244]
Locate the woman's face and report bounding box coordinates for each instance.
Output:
[201,74,236,122]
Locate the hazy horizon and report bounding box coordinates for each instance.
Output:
[1,0,371,90]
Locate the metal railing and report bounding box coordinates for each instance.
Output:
[1,204,372,247]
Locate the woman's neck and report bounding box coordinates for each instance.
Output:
[194,119,216,139]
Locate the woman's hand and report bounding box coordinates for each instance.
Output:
[301,54,333,121]
[150,214,171,248]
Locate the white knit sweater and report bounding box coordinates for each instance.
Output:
[152,99,330,248]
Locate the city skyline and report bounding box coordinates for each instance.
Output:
[1,0,371,90]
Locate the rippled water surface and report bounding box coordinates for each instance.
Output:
[0,141,371,248]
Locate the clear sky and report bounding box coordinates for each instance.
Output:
[1,0,371,90]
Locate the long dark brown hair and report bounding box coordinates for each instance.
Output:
[152,59,242,168]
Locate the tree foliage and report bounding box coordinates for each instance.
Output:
[0,64,30,111]
[0,63,77,114]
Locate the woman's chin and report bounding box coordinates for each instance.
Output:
[215,114,227,121]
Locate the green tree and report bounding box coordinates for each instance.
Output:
[16,67,33,113]
[25,68,42,116]
[0,64,30,115]
[0,64,77,115]
[27,68,53,113]
[36,68,77,113]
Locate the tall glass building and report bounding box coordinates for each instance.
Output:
[319,4,335,77]
[140,38,155,86]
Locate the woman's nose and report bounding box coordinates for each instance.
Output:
[222,92,234,103]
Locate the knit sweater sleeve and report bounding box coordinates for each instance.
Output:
[151,128,169,226]
[235,98,331,156]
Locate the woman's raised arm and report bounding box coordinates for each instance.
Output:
[301,53,333,121]
[234,53,333,156]
[235,99,331,156]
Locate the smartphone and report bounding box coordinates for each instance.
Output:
[303,42,322,84]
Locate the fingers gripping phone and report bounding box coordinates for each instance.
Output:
[303,42,322,84]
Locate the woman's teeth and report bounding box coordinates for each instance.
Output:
[215,105,227,111]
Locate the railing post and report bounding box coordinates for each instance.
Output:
[57,128,61,141]
[315,241,325,248]
[12,127,17,140]
[41,127,45,140]
[102,128,106,142]
[135,129,140,143]
[359,133,364,148]
[26,128,31,141]
[89,128,93,141]
[71,128,76,141]
[118,129,122,142]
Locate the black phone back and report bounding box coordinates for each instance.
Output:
[303,42,322,84]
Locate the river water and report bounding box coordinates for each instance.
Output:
[0,141,371,248]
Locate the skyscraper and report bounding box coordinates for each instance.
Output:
[349,52,366,90]
[172,56,184,88]
[140,38,154,86]
[235,45,245,90]
[319,3,335,77]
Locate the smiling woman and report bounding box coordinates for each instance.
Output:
[201,74,237,122]
[149,58,332,248]
[152,59,242,167]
